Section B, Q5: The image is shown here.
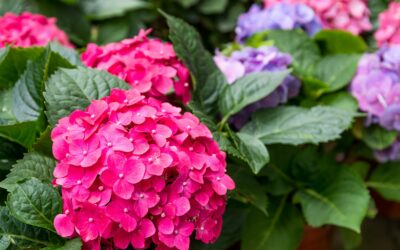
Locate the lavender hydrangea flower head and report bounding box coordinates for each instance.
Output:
[375,137,400,163]
[214,46,301,128]
[236,3,322,42]
[351,45,400,131]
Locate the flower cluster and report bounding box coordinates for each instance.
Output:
[52,88,234,250]
[0,12,73,48]
[375,2,400,47]
[81,30,191,104]
[375,137,400,163]
[214,46,300,128]
[351,45,400,131]
[236,3,322,42]
[264,0,372,35]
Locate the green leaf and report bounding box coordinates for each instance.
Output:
[0,121,41,148]
[7,178,61,232]
[236,133,269,174]
[314,30,367,54]
[338,228,362,250]
[0,206,61,248]
[314,54,361,92]
[230,168,268,216]
[0,138,24,171]
[44,67,130,126]
[0,0,37,15]
[42,238,82,250]
[0,152,55,191]
[218,71,289,121]
[0,47,43,89]
[241,106,354,145]
[268,29,321,76]
[80,0,149,20]
[32,127,53,157]
[296,166,369,232]
[241,196,304,250]
[49,42,82,66]
[37,1,90,45]
[361,125,397,150]
[162,12,227,115]
[175,0,199,8]
[198,0,228,14]
[368,163,400,202]
[319,92,359,113]
[346,161,370,179]
[12,48,74,122]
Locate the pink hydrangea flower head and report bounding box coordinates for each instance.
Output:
[263,0,372,35]
[375,2,400,47]
[0,12,73,48]
[52,88,234,249]
[81,30,191,104]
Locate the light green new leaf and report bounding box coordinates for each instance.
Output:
[242,197,304,250]
[218,71,289,121]
[44,67,130,126]
[362,125,397,150]
[241,106,354,145]
[0,151,55,191]
[7,178,61,232]
[368,163,400,202]
[319,92,359,113]
[296,167,369,232]
[314,54,361,92]
[268,29,321,76]
[162,12,227,115]
[314,30,367,54]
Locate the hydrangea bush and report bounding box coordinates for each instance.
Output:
[1,1,400,250]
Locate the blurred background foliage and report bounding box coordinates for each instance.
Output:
[0,0,262,49]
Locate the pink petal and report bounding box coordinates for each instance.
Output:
[99,169,118,187]
[121,214,137,232]
[124,159,145,184]
[141,219,156,238]
[112,137,134,152]
[54,214,74,237]
[114,230,131,249]
[158,218,174,234]
[113,180,134,199]
[174,197,190,216]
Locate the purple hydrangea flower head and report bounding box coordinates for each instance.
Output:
[235,3,322,42]
[351,45,400,120]
[380,105,400,131]
[214,46,301,129]
[375,137,400,163]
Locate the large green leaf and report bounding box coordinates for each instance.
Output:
[0,121,41,148]
[241,106,354,145]
[368,163,400,202]
[162,12,227,115]
[12,48,74,122]
[314,30,367,54]
[0,47,43,89]
[198,0,228,14]
[0,236,10,250]
[319,92,359,113]
[0,152,55,191]
[296,166,369,232]
[230,168,268,216]
[361,125,397,150]
[235,133,269,174]
[241,196,304,250]
[268,29,321,76]
[0,206,61,249]
[314,54,361,93]
[44,67,130,126]
[218,71,289,121]
[7,178,61,232]
[0,0,37,15]
[80,0,149,20]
